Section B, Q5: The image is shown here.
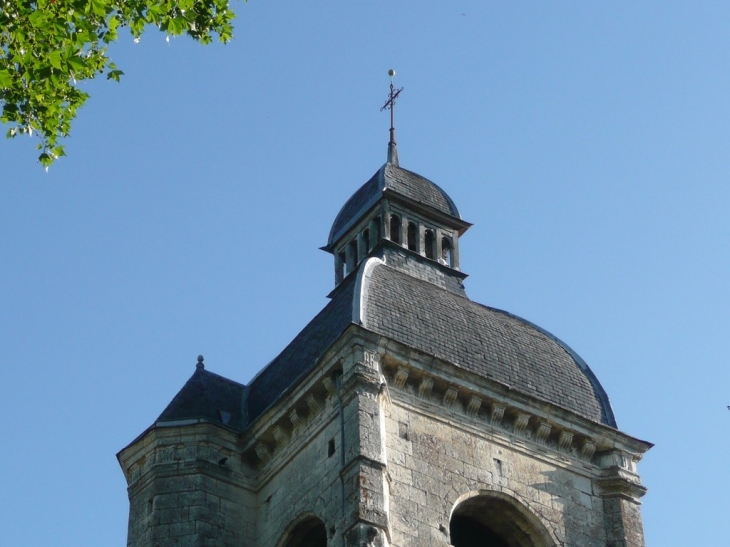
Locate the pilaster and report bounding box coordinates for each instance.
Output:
[339,346,391,545]
[597,450,648,547]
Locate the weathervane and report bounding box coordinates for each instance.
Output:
[381,69,403,146]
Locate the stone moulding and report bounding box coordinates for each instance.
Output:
[289,409,304,431]
[514,412,531,438]
[535,420,552,445]
[322,376,337,399]
[581,440,597,462]
[417,377,433,398]
[272,426,290,452]
[558,430,574,453]
[596,474,648,502]
[234,327,650,486]
[255,442,272,463]
[490,403,506,426]
[376,347,651,469]
[466,396,482,418]
[393,367,409,389]
[443,386,459,408]
[306,394,323,415]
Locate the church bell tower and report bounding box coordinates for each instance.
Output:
[118,78,651,547]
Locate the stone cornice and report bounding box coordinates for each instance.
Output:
[372,332,652,460]
[238,328,386,488]
[117,423,255,497]
[225,324,651,493]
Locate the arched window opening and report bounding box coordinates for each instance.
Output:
[441,236,453,267]
[407,222,418,252]
[363,228,371,254]
[390,214,401,244]
[337,251,346,281]
[424,229,435,259]
[348,239,358,272]
[373,216,382,242]
[282,516,327,547]
[450,493,554,547]
[450,515,510,547]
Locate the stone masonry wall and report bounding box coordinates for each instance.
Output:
[255,412,344,547]
[384,403,607,547]
[603,497,646,547]
[255,345,393,547]
[120,423,256,547]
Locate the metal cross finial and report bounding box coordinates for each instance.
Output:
[380,69,403,146]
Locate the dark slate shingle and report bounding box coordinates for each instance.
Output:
[328,163,461,246]
[361,264,615,426]
[157,368,247,430]
[155,260,615,432]
[245,275,357,423]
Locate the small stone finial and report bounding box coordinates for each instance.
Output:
[196,355,205,370]
[380,69,403,166]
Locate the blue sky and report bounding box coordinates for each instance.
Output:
[2,2,729,545]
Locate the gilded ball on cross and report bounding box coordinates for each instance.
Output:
[388,69,396,77]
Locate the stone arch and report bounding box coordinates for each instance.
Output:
[363,227,371,254]
[449,490,557,547]
[424,228,435,259]
[277,512,328,547]
[441,235,453,267]
[389,214,402,245]
[407,221,418,252]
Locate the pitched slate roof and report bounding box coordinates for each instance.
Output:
[157,366,247,429]
[156,255,615,431]
[154,147,615,431]
[245,275,358,423]
[359,261,615,426]
[328,162,461,246]
[153,277,356,433]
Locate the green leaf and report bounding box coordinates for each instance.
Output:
[49,51,63,70]
[0,70,12,89]
[147,4,165,19]
[1,0,240,168]
[39,153,52,167]
[106,69,124,81]
[168,17,187,35]
[28,10,47,29]
[67,56,87,72]
[91,0,108,17]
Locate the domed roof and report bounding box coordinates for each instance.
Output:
[155,154,615,431]
[357,260,616,426]
[328,162,461,247]
[244,258,616,428]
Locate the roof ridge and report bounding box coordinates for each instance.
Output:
[245,275,358,423]
[196,367,247,388]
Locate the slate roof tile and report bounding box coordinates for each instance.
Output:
[361,263,615,426]
[157,368,246,429]
[328,163,461,246]
[245,275,357,423]
[154,244,615,432]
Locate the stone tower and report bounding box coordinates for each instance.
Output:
[118,141,651,547]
